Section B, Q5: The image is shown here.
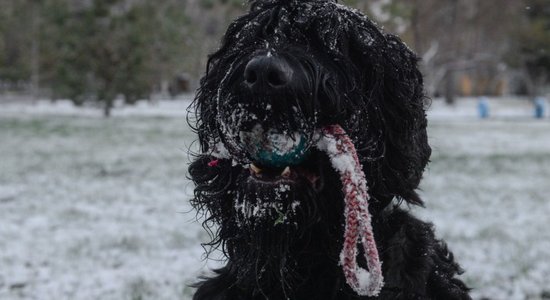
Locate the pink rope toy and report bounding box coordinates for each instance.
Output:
[315,124,384,296]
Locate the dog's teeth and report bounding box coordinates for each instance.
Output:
[250,164,262,174]
[281,166,291,177]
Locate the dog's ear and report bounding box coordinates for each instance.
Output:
[349,30,431,206]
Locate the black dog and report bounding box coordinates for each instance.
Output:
[188,0,470,299]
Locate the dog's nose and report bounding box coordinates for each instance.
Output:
[244,56,292,92]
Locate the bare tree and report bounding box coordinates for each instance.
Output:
[372,0,523,104]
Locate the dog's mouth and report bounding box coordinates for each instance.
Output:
[247,153,322,189]
[219,123,323,189]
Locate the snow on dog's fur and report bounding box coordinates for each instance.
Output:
[188,0,471,299]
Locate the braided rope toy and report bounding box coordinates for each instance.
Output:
[316,124,384,296]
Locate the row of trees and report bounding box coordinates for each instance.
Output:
[1,0,549,114]
[0,0,192,116]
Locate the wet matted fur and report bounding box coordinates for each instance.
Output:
[187,0,471,299]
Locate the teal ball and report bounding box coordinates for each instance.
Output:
[241,127,309,167]
[253,136,308,167]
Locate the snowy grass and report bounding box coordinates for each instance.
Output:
[1,99,549,299]
[418,119,550,300]
[0,112,210,300]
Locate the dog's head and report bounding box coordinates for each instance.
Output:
[189,0,430,293]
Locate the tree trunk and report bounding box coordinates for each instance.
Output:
[411,0,422,53]
[444,71,456,105]
[30,1,40,101]
[444,0,459,105]
[103,98,113,117]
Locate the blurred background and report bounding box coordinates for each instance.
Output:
[0,0,549,299]
[1,0,549,108]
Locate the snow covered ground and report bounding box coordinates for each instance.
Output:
[0,97,549,299]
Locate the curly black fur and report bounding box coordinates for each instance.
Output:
[187,0,471,299]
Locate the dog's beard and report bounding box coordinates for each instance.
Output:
[220,163,342,294]
[234,179,301,228]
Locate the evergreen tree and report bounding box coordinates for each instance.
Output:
[0,1,34,88]
[40,0,188,116]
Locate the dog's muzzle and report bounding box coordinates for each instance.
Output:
[217,53,316,175]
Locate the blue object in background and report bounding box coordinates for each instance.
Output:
[478,97,489,119]
[534,97,546,119]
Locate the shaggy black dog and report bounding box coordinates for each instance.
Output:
[188,0,471,299]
